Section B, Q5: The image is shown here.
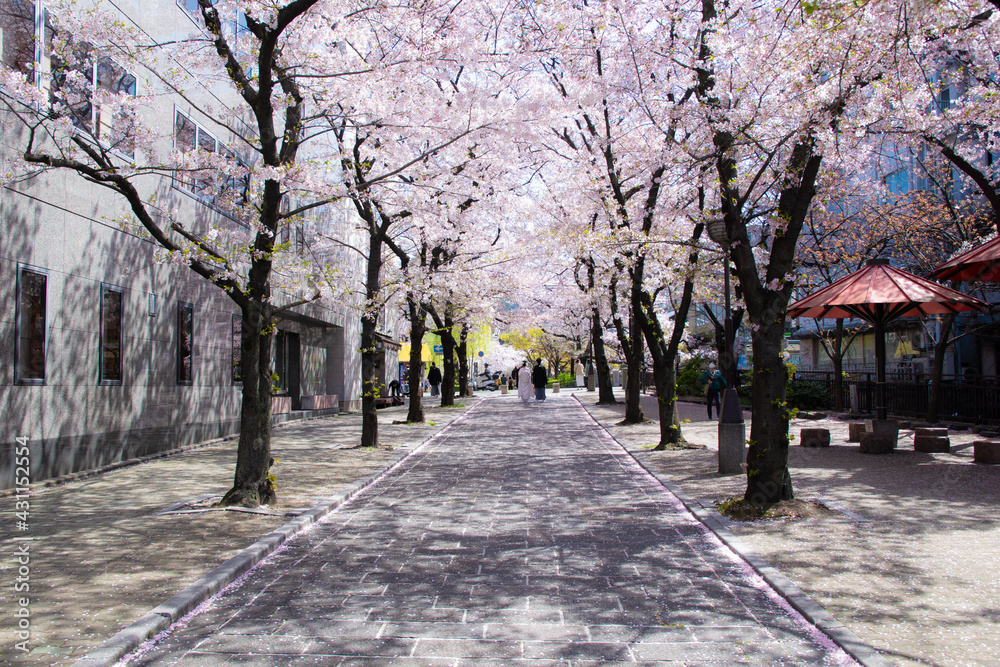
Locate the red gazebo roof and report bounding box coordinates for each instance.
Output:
[789,260,986,325]
[930,235,1000,283]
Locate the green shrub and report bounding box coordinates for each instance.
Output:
[676,356,707,396]
[555,371,575,387]
[785,379,830,410]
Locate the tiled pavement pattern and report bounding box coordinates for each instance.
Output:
[126,395,854,666]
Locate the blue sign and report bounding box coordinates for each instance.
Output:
[433,345,443,354]
[478,351,485,357]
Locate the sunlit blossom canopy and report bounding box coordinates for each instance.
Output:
[788,259,986,324]
[929,235,1000,284]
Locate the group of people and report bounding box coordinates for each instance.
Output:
[421,358,727,418]
[514,358,549,403]
[420,359,549,402]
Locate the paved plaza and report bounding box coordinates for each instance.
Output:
[12,389,997,666]
[109,395,855,666]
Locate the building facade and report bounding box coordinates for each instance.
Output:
[1,0,396,489]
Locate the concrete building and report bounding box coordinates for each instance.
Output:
[1,0,397,488]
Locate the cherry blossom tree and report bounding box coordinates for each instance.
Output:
[858,0,1000,233]
[522,0,723,447]
[0,0,516,504]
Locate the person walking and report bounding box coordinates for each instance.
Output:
[532,358,548,402]
[574,358,585,388]
[427,362,442,397]
[701,362,726,419]
[517,362,533,402]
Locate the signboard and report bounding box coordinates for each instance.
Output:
[478,351,484,357]
[433,345,443,354]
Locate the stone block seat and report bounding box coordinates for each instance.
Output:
[913,427,950,453]
[973,440,1000,464]
[848,423,866,442]
[799,428,830,447]
[860,432,894,454]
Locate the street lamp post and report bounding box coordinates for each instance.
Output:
[706,217,746,474]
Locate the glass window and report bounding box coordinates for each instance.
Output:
[100,284,123,384]
[197,127,216,154]
[177,302,194,385]
[175,111,197,153]
[48,39,137,154]
[96,57,135,95]
[179,0,215,16]
[231,313,242,384]
[174,110,249,211]
[15,266,46,384]
[0,0,35,78]
[50,41,96,131]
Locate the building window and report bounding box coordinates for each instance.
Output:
[178,1,253,76]
[14,265,46,385]
[49,39,137,155]
[177,0,207,14]
[177,302,194,385]
[0,0,35,79]
[231,313,242,384]
[100,283,123,385]
[274,331,288,393]
[174,110,250,212]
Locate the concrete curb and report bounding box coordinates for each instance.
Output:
[71,403,483,667]
[572,395,895,667]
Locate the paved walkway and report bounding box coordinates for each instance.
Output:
[586,390,1000,667]
[0,401,474,665]
[122,394,855,666]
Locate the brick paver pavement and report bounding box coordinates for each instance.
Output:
[0,401,475,665]
[124,394,856,666]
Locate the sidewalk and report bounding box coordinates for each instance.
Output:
[0,399,480,665]
[578,389,1000,667]
[93,394,861,666]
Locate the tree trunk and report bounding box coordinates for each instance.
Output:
[221,301,276,507]
[439,330,457,407]
[457,324,471,398]
[360,236,383,449]
[742,317,795,504]
[927,313,956,423]
[360,312,379,448]
[406,295,426,423]
[633,226,702,448]
[609,272,644,423]
[592,308,617,404]
[624,313,645,423]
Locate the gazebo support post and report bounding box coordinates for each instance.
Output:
[870,314,898,448]
[874,317,887,422]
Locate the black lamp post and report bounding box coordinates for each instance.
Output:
[706,218,744,425]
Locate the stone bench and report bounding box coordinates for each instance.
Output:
[913,427,950,453]
[973,441,1000,464]
[848,423,866,442]
[300,394,338,411]
[374,396,404,408]
[860,432,895,454]
[799,428,830,447]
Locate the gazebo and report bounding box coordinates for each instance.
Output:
[788,259,986,421]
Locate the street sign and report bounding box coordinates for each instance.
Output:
[478,351,484,357]
[433,345,443,354]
